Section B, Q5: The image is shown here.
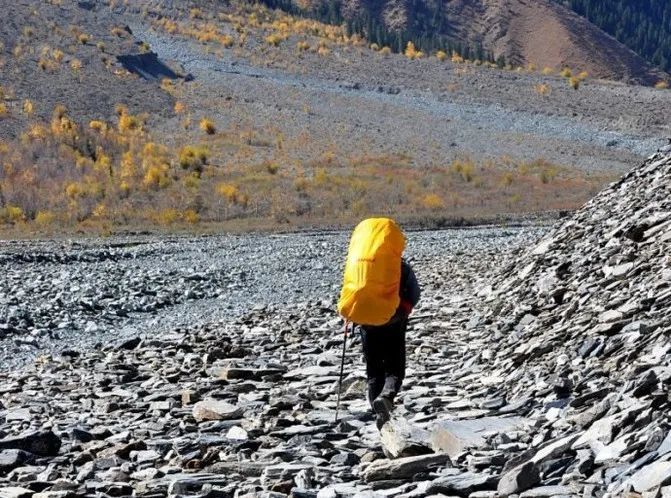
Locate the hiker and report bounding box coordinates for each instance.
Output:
[360,258,420,428]
[337,218,420,429]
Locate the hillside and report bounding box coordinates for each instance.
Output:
[296,0,668,85]
[0,0,670,234]
[0,0,174,139]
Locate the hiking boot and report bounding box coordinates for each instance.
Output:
[373,396,393,428]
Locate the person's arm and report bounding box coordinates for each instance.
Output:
[399,261,420,316]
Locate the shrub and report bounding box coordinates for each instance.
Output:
[96,42,106,52]
[23,100,34,115]
[569,76,580,90]
[139,41,151,53]
[89,120,107,132]
[542,66,553,75]
[120,151,135,179]
[70,59,83,71]
[24,124,48,141]
[92,203,108,218]
[216,182,240,203]
[49,49,61,63]
[190,8,204,19]
[183,209,199,224]
[435,50,447,61]
[179,145,209,171]
[451,159,475,182]
[501,171,514,186]
[421,193,444,209]
[577,71,589,81]
[560,67,572,78]
[534,83,551,96]
[118,112,143,133]
[38,57,57,71]
[655,81,669,90]
[143,165,169,189]
[78,33,90,44]
[174,101,186,114]
[404,42,424,60]
[265,162,279,174]
[65,182,83,199]
[0,206,24,224]
[265,34,285,47]
[0,103,7,118]
[451,52,464,63]
[379,46,391,56]
[184,173,200,190]
[161,78,175,92]
[199,118,216,135]
[370,43,380,51]
[111,27,126,37]
[317,46,330,56]
[154,208,179,225]
[34,210,56,226]
[297,40,310,51]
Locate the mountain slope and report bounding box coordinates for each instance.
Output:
[303,0,668,84]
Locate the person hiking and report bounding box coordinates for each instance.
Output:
[337,218,421,429]
[360,258,420,428]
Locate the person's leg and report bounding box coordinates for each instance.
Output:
[380,318,407,401]
[360,326,385,408]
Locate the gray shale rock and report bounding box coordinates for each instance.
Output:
[1,150,670,497]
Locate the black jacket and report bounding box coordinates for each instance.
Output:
[399,260,420,315]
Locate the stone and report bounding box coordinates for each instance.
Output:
[192,399,243,421]
[4,409,31,422]
[0,449,34,472]
[497,461,540,497]
[226,426,248,440]
[0,488,33,498]
[363,454,451,482]
[425,471,498,497]
[330,452,360,466]
[430,417,528,458]
[531,434,580,464]
[260,464,314,489]
[621,460,671,493]
[519,485,574,497]
[0,430,61,456]
[380,417,433,459]
[217,367,286,380]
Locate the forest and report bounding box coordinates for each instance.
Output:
[559,0,671,72]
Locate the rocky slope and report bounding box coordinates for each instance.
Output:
[1,148,671,497]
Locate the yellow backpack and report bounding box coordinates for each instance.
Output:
[337,218,406,326]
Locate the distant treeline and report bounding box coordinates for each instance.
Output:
[556,0,671,72]
[258,0,504,65]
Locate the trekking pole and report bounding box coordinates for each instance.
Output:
[334,320,350,424]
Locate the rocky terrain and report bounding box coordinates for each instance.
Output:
[2,147,671,497]
[0,225,541,370]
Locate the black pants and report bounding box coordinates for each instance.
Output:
[360,318,407,408]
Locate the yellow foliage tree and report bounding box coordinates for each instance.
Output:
[199,118,216,135]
